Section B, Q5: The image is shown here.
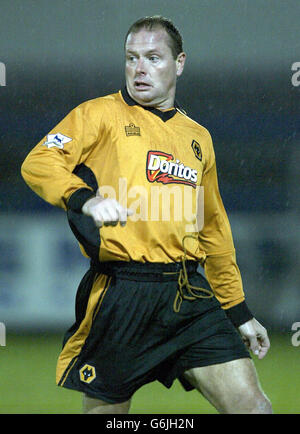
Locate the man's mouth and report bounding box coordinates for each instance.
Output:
[134,81,151,90]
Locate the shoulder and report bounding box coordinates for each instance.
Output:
[75,91,124,116]
[175,109,215,171]
[175,109,214,156]
[175,109,212,142]
[65,91,126,129]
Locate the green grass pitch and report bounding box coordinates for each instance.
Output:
[0,332,299,414]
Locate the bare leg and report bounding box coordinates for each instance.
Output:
[184,358,272,414]
[83,394,131,414]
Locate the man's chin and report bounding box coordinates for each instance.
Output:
[128,87,155,106]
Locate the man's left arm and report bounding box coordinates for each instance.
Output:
[198,144,270,358]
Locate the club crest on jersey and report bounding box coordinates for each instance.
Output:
[146,151,198,188]
[191,140,202,161]
[42,133,72,149]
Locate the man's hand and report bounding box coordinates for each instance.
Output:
[238,318,270,359]
[82,191,133,228]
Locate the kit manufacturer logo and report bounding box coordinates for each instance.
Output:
[125,123,141,136]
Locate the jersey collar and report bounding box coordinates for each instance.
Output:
[121,87,178,122]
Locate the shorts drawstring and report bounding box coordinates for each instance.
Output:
[164,235,214,313]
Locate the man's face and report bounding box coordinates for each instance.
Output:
[125,28,185,110]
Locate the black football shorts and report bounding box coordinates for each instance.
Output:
[56,260,250,403]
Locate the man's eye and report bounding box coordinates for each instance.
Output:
[149,56,159,62]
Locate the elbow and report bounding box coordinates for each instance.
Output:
[21,154,37,188]
[20,157,30,183]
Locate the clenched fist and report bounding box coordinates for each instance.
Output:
[82,191,133,228]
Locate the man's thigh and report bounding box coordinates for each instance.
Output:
[183,358,271,414]
[83,394,131,414]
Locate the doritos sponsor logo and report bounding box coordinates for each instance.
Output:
[146,151,197,188]
[42,133,72,149]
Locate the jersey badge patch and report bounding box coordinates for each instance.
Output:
[125,123,141,136]
[42,133,72,149]
[191,140,202,161]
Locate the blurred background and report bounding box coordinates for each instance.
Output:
[0,0,299,414]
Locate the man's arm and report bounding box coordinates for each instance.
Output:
[21,103,99,210]
[198,134,270,357]
[199,161,252,320]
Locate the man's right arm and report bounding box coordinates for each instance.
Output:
[21,103,99,210]
[22,100,133,227]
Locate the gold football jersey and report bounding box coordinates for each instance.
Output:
[21,89,245,309]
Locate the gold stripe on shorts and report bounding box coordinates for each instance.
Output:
[56,274,111,386]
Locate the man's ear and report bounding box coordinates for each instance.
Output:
[176,52,186,77]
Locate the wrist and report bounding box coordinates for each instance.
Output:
[82,193,106,214]
[225,300,254,328]
[67,188,96,213]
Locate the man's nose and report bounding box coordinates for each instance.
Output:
[135,58,146,74]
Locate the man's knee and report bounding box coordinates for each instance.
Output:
[220,383,272,414]
[184,359,272,414]
[245,392,272,414]
[82,393,131,414]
